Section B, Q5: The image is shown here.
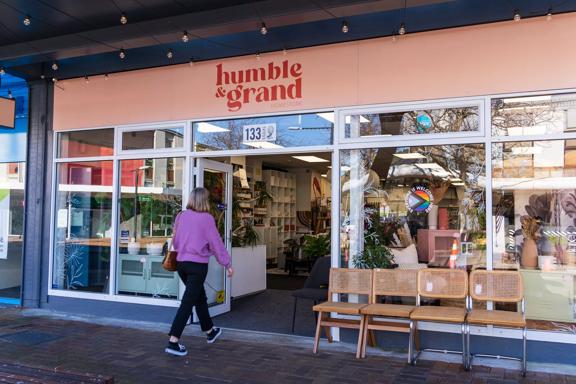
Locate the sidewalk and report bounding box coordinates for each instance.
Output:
[0,308,574,384]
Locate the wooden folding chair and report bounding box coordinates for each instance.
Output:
[359,269,418,361]
[409,268,469,368]
[312,268,372,358]
[466,270,526,376]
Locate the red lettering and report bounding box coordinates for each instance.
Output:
[287,78,302,99]
[290,63,302,78]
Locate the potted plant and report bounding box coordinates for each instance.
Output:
[302,234,330,262]
[353,245,396,269]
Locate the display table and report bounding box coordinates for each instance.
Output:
[231,245,266,298]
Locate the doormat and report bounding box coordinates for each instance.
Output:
[0,331,62,346]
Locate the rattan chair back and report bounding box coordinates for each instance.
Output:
[371,269,418,303]
[328,268,372,299]
[469,270,523,303]
[417,269,468,299]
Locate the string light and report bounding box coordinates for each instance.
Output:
[399,22,406,35]
[0,67,5,75]
[341,20,349,33]
[547,8,553,21]
[7,90,12,99]
[84,75,90,83]
[120,13,128,25]
[392,32,398,42]
[52,77,58,83]
[23,15,31,26]
[104,74,109,80]
[167,49,174,59]
[256,52,261,61]
[52,62,58,71]
[260,22,268,35]
[283,48,287,55]
[40,74,45,80]
[181,31,189,43]
[514,9,521,22]
[119,48,126,59]
[189,58,194,67]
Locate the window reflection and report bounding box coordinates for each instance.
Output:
[345,106,479,138]
[122,128,184,151]
[117,157,183,299]
[193,112,333,151]
[493,140,576,331]
[340,145,486,276]
[492,93,576,136]
[52,161,113,293]
[58,129,114,158]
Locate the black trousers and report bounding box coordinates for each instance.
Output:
[169,261,214,338]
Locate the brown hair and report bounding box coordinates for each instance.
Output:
[186,187,211,212]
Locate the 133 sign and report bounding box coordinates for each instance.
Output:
[242,123,276,143]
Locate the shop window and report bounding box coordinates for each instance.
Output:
[121,127,185,151]
[344,105,480,139]
[193,112,333,152]
[492,93,576,137]
[52,161,113,293]
[492,139,576,332]
[116,157,183,299]
[0,162,25,301]
[58,129,114,158]
[340,145,486,304]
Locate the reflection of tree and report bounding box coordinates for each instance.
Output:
[491,98,567,136]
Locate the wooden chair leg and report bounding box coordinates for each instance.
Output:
[367,329,377,348]
[324,324,333,343]
[313,311,323,354]
[361,316,370,358]
[356,315,366,359]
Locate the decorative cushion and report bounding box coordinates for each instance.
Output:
[391,244,419,265]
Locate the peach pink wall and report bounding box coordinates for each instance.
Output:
[54,13,576,131]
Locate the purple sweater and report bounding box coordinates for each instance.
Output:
[173,210,231,268]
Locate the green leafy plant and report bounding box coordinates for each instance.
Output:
[353,245,396,269]
[241,221,260,247]
[254,181,273,207]
[302,234,330,261]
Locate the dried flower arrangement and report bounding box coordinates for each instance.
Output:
[521,215,541,241]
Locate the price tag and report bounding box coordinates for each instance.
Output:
[475,284,483,295]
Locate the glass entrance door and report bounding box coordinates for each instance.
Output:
[194,159,233,317]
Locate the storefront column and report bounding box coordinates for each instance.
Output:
[21,80,53,308]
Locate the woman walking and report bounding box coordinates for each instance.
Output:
[166,187,233,356]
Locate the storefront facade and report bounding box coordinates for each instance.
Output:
[26,13,576,363]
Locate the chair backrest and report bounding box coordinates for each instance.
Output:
[469,270,523,303]
[417,268,468,300]
[371,269,418,303]
[328,268,373,299]
[304,256,331,289]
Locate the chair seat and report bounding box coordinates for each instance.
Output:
[313,301,366,315]
[292,288,328,301]
[467,309,526,327]
[361,304,415,318]
[410,306,467,323]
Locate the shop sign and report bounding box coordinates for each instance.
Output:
[0,189,9,259]
[215,60,303,112]
[242,123,276,143]
[405,185,433,213]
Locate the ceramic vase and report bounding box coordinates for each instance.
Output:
[521,238,538,268]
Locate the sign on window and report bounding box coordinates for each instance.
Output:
[242,123,276,143]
